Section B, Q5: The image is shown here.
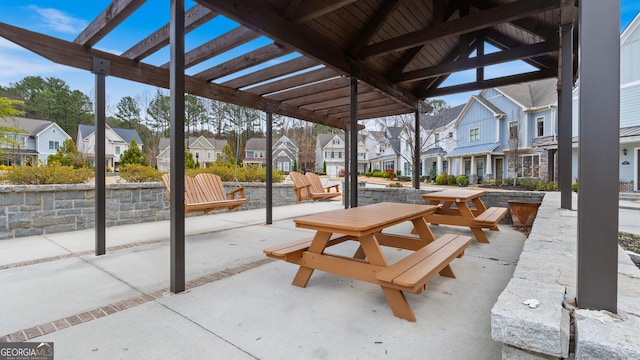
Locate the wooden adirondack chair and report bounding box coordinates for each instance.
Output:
[289,171,341,201]
[289,171,312,201]
[162,173,246,214]
[304,172,341,200]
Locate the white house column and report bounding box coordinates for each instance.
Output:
[470,155,476,180]
[459,157,464,176]
[485,154,493,178]
[436,155,443,174]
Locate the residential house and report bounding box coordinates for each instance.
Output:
[316,133,367,176]
[156,136,228,172]
[77,124,143,171]
[362,130,385,172]
[572,13,640,190]
[368,127,402,175]
[445,78,558,184]
[243,135,298,172]
[419,104,464,180]
[0,117,71,166]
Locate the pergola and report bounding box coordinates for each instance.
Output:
[0,1,621,313]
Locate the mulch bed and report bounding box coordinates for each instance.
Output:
[619,232,640,269]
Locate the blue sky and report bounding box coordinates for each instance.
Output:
[0,1,639,113]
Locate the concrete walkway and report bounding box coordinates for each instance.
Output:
[0,200,528,359]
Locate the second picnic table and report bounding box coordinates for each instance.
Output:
[264,202,471,322]
[421,189,507,243]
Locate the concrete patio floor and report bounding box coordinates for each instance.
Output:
[0,198,622,359]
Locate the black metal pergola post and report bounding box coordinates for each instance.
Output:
[265,103,276,224]
[349,76,358,208]
[413,107,421,189]
[558,23,573,210]
[576,0,620,312]
[93,57,109,256]
[169,0,186,294]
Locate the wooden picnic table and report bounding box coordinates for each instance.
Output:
[421,189,507,243]
[264,202,471,322]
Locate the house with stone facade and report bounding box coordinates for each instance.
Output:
[243,135,298,172]
[0,117,71,166]
[444,78,558,184]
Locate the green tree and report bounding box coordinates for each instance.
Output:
[218,144,236,165]
[47,139,86,168]
[185,94,207,136]
[146,90,170,136]
[3,76,93,139]
[185,149,196,169]
[119,138,148,166]
[114,96,141,128]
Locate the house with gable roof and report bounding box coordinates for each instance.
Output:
[446,78,558,184]
[0,116,71,166]
[572,12,640,191]
[77,124,143,171]
[367,127,402,175]
[419,104,464,180]
[243,135,298,172]
[316,133,367,176]
[156,136,228,172]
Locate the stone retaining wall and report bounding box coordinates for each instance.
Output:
[490,192,640,359]
[0,182,299,240]
[357,186,545,224]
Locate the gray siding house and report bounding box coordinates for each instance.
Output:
[243,135,298,172]
[1,117,71,166]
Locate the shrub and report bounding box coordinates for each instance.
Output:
[396,176,411,181]
[6,163,93,184]
[445,174,456,185]
[572,182,578,192]
[455,175,470,187]
[185,163,284,183]
[119,138,149,167]
[0,164,13,171]
[535,181,547,191]
[386,182,403,188]
[119,164,163,182]
[435,173,447,185]
[372,170,388,178]
[546,181,558,191]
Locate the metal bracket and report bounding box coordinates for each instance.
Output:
[265,102,278,114]
[92,57,111,76]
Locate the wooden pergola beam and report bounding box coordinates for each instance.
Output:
[122,4,217,61]
[289,0,357,23]
[359,0,559,57]
[168,26,258,69]
[424,69,557,98]
[303,90,379,112]
[349,0,401,56]
[196,0,428,111]
[0,22,348,129]
[222,56,317,89]
[246,67,338,96]
[266,77,350,102]
[195,43,292,82]
[75,0,147,47]
[395,41,557,82]
[324,98,397,117]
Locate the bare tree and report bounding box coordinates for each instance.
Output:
[508,118,521,186]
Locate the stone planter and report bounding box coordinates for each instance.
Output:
[508,200,541,228]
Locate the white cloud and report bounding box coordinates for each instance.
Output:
[27,5,87,34]
[0,38,22,50]
[0,50,68,80]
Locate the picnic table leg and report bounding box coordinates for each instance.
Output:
[456,202,491,243]
[381,287,416,322]
[411,217,436,243]
[291,231,333,287]
[352,246,366,260]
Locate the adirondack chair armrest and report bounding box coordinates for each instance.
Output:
[324,184,340,193]
[227,187,246,200]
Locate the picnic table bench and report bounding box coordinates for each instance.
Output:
[422,189,507,243]
[263,202,471,322]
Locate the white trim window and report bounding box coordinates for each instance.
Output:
[518,154,540,178]
[536,116,545,137]
[509,121,519,139]
[469,128,480,141]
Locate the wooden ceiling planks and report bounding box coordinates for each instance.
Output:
[0,0,578,128]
